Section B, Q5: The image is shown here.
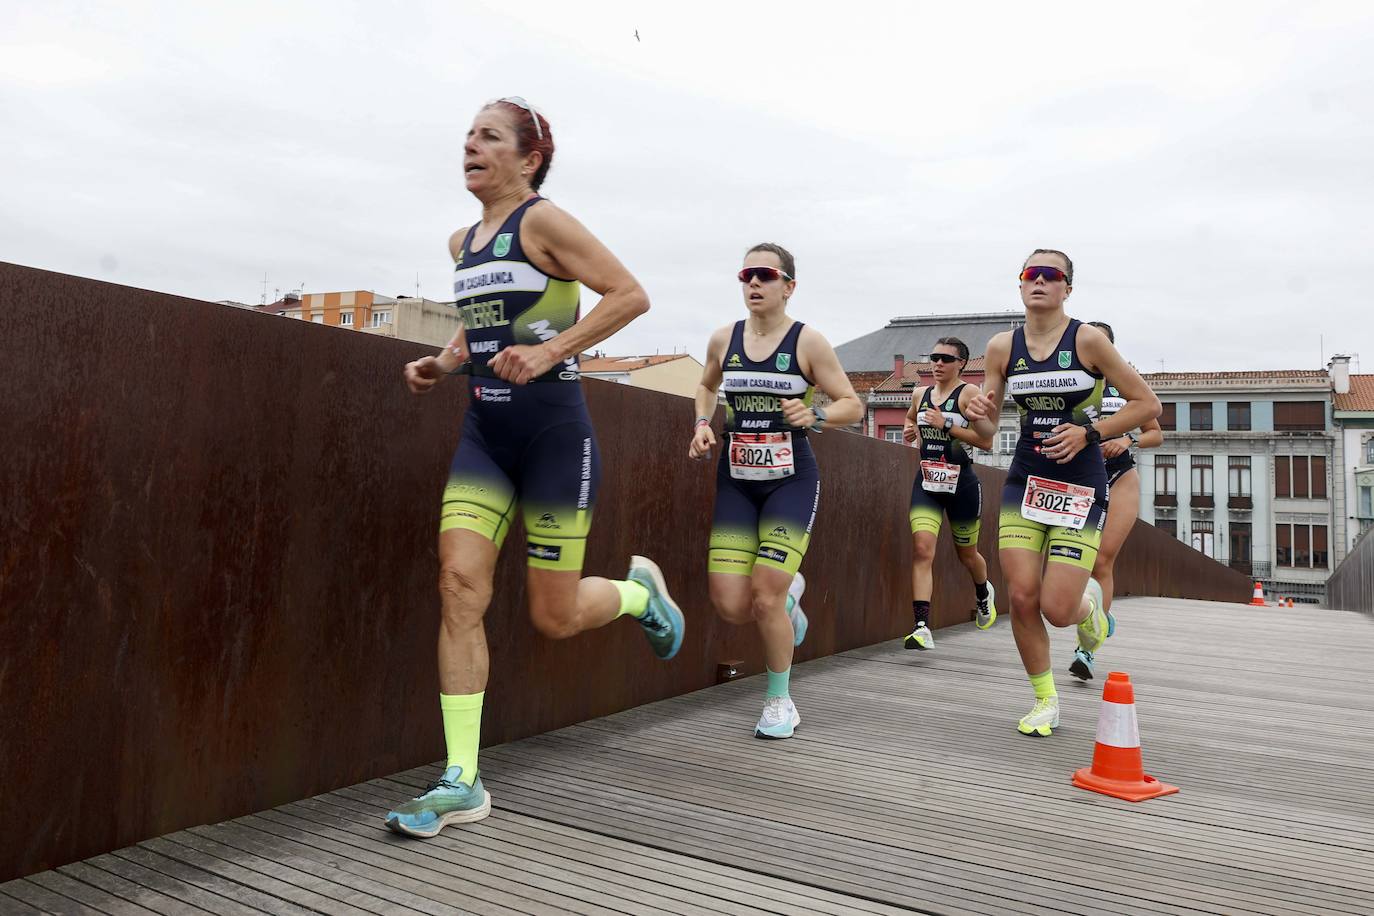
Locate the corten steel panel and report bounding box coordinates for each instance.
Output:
[0,262,1252,880]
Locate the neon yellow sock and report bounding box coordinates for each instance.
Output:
[612,579,649,619]
[440,692,484,785]
[1029,670,1057,700]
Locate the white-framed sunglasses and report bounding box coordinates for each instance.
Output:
[498,96,543,139]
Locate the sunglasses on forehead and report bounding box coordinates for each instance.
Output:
[1019,266,1068,283]
[738,266,793,283]
[929,353,964,364]
[498,96,542,140]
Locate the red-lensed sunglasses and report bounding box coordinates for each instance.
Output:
[738,266,793,284]
[1019,266,1068,283]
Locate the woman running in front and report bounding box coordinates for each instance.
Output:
[688,243,862,739]
[965,250,1159,736]
[1067,321,1164,680]
[387,97,685,837]
[901,337,999,650]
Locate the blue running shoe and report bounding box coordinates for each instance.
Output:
[386,766,490,838]
[754,696,800,739]
[1069,646,1095,681]
[627,555,685,660]
[788,572,808,647]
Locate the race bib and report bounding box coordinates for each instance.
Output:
[729,432,795,480]
[920,460,961,493]
[1021,475,1094,529]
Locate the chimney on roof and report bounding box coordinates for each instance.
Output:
[894,354,904,379]
[1329,354,1351,394]
[283,291,301,303]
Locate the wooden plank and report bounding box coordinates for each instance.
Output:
[0,879,107,915]
[82,854,265,916]
[53,863,213,916]
[26,870,160,916]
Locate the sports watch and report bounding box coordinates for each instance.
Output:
[1081,421,1102,445]
[810,406,827,429]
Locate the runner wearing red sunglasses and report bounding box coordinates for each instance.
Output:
[688,243,862,739]
[964,249,1159,738]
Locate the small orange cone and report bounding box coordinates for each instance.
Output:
[1287,597,1295,608]
[1249,582,1266,606]
[1072,672,1179,802]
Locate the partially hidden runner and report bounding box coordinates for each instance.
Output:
[965,249,1160,737]
[387,97,684,837]
[688,243,862,739]
[901,337,999,650]
[1068,321,1163,680]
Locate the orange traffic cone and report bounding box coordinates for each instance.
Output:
[1072,672,1179,802]
[1249,582,1266,606]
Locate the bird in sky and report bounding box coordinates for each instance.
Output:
[634,29,640,42]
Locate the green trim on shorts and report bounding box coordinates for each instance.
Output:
[998,506,1100,570]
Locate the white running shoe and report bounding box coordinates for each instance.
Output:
[1017,696,1060,738]
[903,623,934,650]
[754,696,800,739]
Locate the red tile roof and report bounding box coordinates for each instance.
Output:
[874,357,988,392]
[1140,370,1328,382]
[1334,375,1374,411]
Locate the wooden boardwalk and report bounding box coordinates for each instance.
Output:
[4,597,1372,915]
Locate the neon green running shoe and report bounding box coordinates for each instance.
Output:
[903,623,934,650]
[385,766,490,837]
[1075,577,1115,654]
[1017,696,1060,737]
[975,583,997,630]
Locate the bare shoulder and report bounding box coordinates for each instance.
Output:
[448,226,472,261]
[797,322,836,356]
[986,329,1014,354]
[521,197,582,236]
[707,323,734,354]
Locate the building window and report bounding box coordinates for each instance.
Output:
[1292,456,1309,498]
[1159,403,1176,431]
[1227,402,1251,431]
[999,431,1017,454]
[1313,525,1328,569]
[1191,456,1213,497]
[1365,440,1374,464]
[1311,456,1327,498]
[1155,518,1177,538]
[1273,401,1325,431]
[340,312,354,327]
[372,311,392,327]
[1228,522,1252,572]
[1276,455,1327,499]
[1190,520,1215,558]
[1155,454,1177,496]
[311,315,323,324]
[1275,456,1290,497]
[882,427,904,443]
[1190,402,1213,431]
[1228,456,1251,497]
[1275,523,1329,569]
[1361,486,1373,517]
[1276,524,1291,566]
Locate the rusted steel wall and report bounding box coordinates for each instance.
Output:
[1326,528,1374,613]
[0,262,1250,880]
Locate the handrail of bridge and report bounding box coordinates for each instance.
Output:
[0,262,1252,881]
[1327,525,1374,612]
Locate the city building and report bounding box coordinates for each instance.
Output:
[1135,369,1335,601]
[835,312,1024,372]
[251,291,461,348]
[1330,357,1374,550]
[579,353,704,398]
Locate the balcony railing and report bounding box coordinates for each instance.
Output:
[1191,494,1215,508]
[1228,495,1253,510]
[1154,494,1177,507]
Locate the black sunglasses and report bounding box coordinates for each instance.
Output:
[929,353,964,364]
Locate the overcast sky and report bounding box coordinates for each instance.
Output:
[4,1,1372,373]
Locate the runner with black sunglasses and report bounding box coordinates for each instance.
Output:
[385,97,685,837]
[688,243,862,739]
[901,337,999,650]
[1067,321,1164,680]
[965,250,1159,737]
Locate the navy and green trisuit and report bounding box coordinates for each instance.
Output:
[909,384,983,546]
[998,319,1108,571]
[1100,384,1135,490]
[709,320,819,577]
[441,196,595,572]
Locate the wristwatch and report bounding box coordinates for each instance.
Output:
[810,406,827,429]
[1081,421,1102,445]
[1126,431,1139,446]
[943,416,954,431]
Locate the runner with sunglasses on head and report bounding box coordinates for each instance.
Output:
[901,337,999,650]
[1066,321,1164,680]
[387,97,685,837]
[965,250,1159,737]
[688,243,862,739]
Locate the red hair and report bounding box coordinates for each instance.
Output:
[485,99,555,191]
